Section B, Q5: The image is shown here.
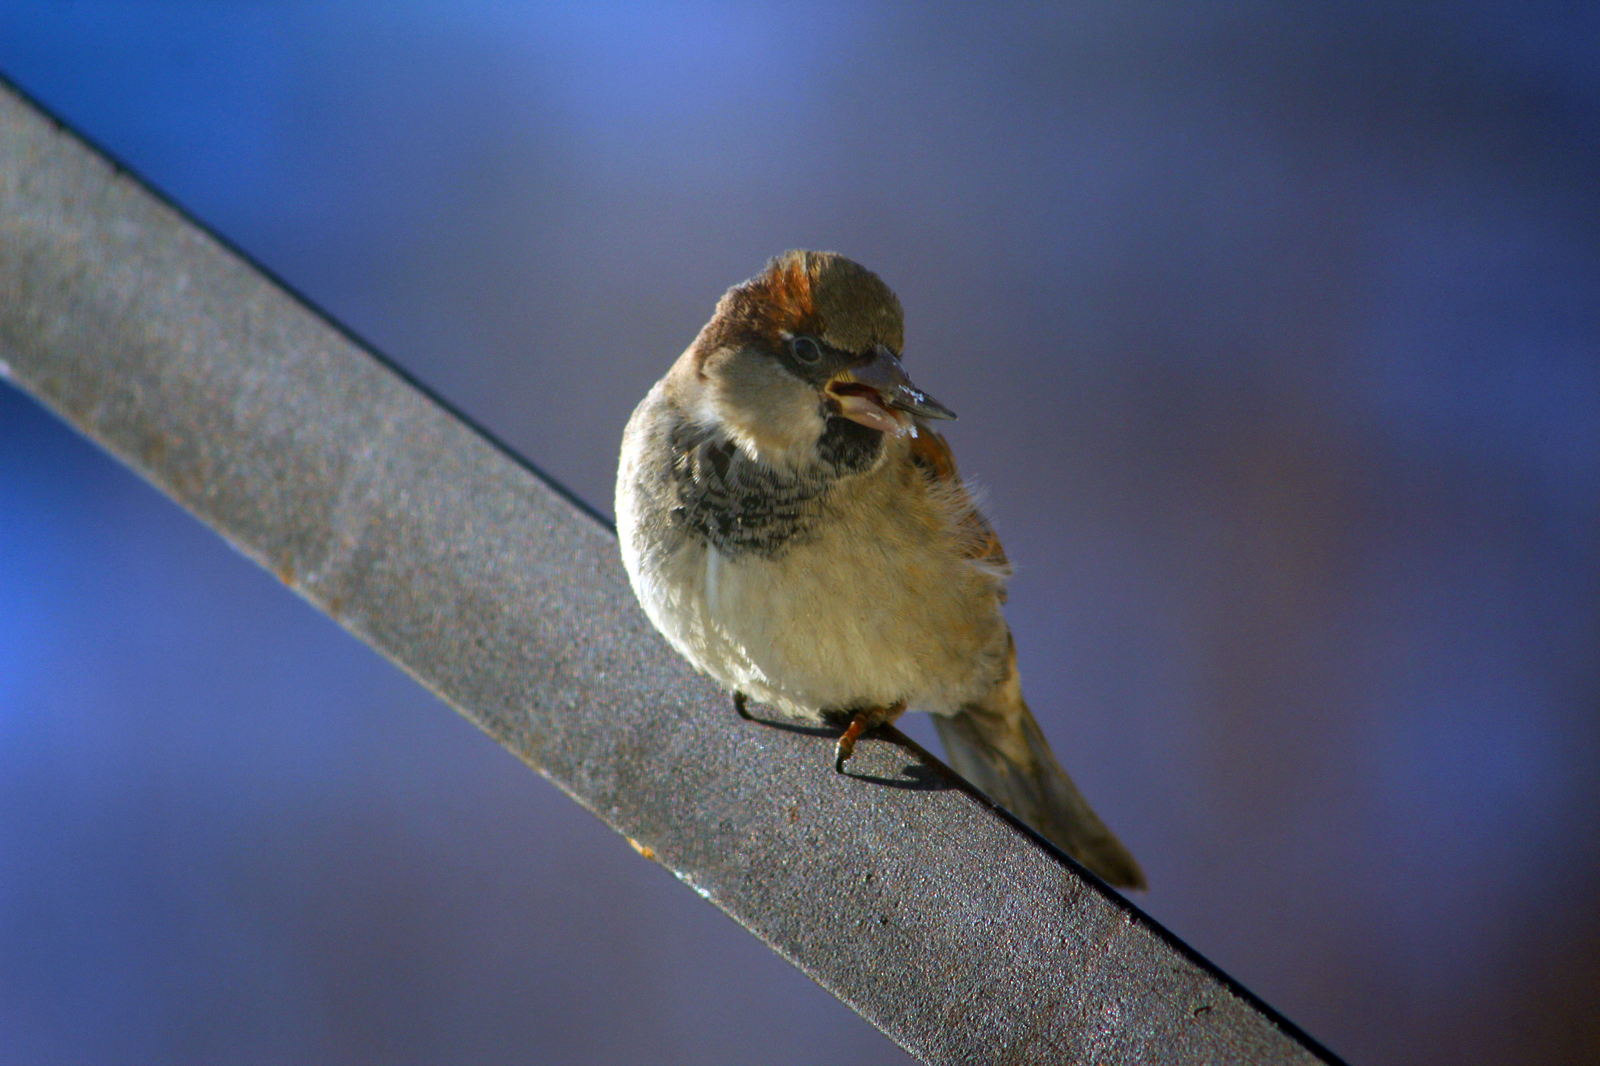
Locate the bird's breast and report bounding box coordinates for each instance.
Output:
[695,485,1009,720]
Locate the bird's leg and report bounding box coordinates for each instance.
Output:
[733,691,753,720]
[834,716,869,772]
[833,700,907,773]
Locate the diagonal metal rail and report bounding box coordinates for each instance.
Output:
[0,76,1343,1066]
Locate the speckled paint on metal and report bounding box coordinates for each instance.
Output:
[0,78,1341,1066]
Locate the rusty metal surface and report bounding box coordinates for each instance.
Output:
[0,77,1342,1065]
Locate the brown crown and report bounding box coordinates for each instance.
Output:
[693,251,906,367]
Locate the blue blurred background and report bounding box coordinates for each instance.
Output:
[2,3,1597,1063]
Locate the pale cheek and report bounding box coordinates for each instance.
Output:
[712,381,825,469]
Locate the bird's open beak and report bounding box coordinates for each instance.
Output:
[825,347,956,434]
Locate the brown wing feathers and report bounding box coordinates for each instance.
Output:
[908,425,1010,583]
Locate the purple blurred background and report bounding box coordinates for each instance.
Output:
[2,3,1597,1063]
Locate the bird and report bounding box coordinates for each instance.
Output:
[615,250,1145,889]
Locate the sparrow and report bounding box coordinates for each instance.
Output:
[615,251,1145,889]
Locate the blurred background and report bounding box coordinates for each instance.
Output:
[2,3,1597,1063]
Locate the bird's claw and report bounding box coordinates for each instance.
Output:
[833,713,870,773]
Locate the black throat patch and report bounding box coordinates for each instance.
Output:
[668,417,882,558]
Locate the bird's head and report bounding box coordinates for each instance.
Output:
[671,250,955,474]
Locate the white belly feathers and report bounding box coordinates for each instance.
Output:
[643,505,1005,722]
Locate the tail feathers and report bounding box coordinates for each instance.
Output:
[934,695,1147,890]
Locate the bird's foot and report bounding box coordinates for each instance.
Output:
[733,691,753,720]
[833,700,906,773]
[833,713,870,773]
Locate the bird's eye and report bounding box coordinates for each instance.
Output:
[789,336,822,364]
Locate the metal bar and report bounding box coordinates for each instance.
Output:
[0,76,1342,1066]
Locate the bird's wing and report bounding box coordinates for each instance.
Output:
[908,424,1010,580]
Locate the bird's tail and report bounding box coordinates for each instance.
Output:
[933,635,1146,889]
